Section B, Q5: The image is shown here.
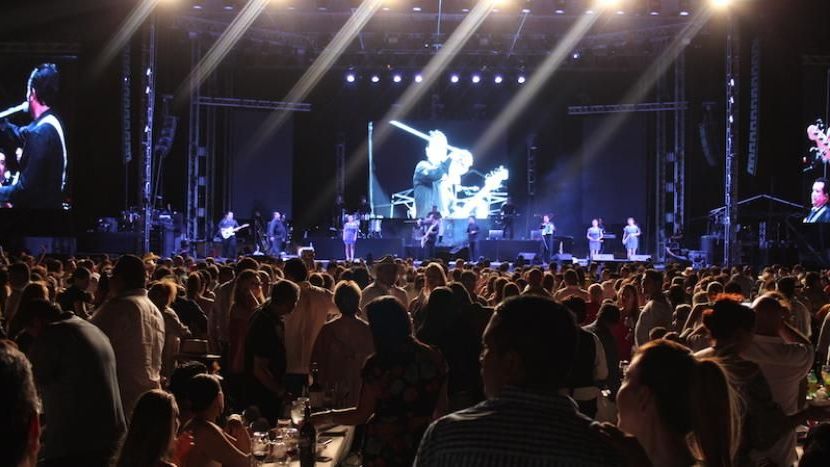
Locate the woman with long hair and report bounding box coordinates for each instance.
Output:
[312,297,447,467]
[595,339,739,467]
[614,283,639,361]
[116,390,190,467]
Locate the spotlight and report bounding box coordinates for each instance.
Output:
[648,0,661,15]
[193,3,203,10]
[522,8,531,14]
[371,74,380,83]
[450,74,460,83]
[678,0,690,15]
[517,75,526,84]
[346,73,356,83]
[414,74,423,83]
[413,6,422,11]
[472,74,481,84]
[393,74,402,83]
[554,0,566,14]
[494,75,503,84]
[711,0,731,8]
[572,51,581,59]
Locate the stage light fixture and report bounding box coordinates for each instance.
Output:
[193,3,204,10]
[413,6,422,11]
[472,74,481,83]
[346,73,356,83]
[494,75,503,84]
[711,0,731,8]
[678,0,690,15]
[517,75,526,84]
[648,0,661,15]
[450,74,460,84]
[572,51,581,59]
[371,74,380,83]
[393,74,402,83]
[554,0,566,14]
[414,74,423,83]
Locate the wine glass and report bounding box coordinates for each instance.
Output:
[252,432,270,466]
[271,439,289,467]
[291,397,309,427]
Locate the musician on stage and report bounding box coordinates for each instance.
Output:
[413,130,453,218]
[333,194,346,229]
[343,214,360,261]
[501,197,517,239]
[267,211,286,256]
[466,216,480,261]
[218,211,240,259]
[358,195,371,235]
[623,217,641,259]
[0,63,67,209]
[804,177,830,223]
[427,204,444,242]
[586,219,603,259]
[541,214,555,263]
[421,214,440,260]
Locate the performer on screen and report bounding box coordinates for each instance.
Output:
[804,177,830,223]
[467,216,480,261]
[623,217,641,259]
[0,63,67,209]
[587,219,603,259]
[412,130,453,218]
[267,211,286,256]
[218,211,240,259]
[343,214,360,261]
[541,214,555,263]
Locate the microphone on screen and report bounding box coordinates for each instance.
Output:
[0,102,28,119]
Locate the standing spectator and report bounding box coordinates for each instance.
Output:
[91,254,164,418]
[584,303,622,396]
[562,296,608,418]
[360,257,408,311]
[553,269,590,303]
[211,258,258,357]
[311,281,374,408]
[521,268,550,297]
[312,297,447,467]
[149,281,191,381]
[186,272,214,336]
[0,341,41,467]
[414,295,621,467]
[23,299,125,467]
[4,262,30,334]
[777,276,812,338]
[227,270,264,377]
[244,279,299,423]
[282,258,336,396]
[744,293,815,466]
[634,270,672,348]
[56,266,92,318]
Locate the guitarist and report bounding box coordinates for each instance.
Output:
[218,211,240,259]
[421,214,439,260]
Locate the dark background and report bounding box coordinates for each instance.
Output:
[0,0,827,255]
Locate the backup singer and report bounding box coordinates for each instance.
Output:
[541,214,555,263]
[218,211,240,259]
[267,211,286,256]
[586,219,603,259]
[623,217,641,259]
[0,63,67,208]
[343,214,360,261]
[804,177,830,223]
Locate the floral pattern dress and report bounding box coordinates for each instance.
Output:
[360,342,447,467]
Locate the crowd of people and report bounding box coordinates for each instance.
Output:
[4,248,830,466]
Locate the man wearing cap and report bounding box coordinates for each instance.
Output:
[359,256,408,311]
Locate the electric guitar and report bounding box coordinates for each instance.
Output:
[807,121,830,163]
[220,223,249,240]
[421,221,439,248]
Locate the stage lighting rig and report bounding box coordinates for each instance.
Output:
[517,75,526,84]
[370,74,380,83]
[554,0,566,14]
[450,74,460,83]
[678,0,690,15]
[648,0,661,16]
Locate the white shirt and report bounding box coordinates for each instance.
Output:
[567,332,608,401]
[283,282,337,375]
[91,289,164,417]
[787,299,812,338]
[634,299,673,348]
[743,334,814,467]
[359,281,409,312]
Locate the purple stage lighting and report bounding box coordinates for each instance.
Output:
[450,74,460,83]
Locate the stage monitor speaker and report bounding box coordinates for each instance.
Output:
[630,254,652,262]
[517,252,538,262]
[592,254,615,261]
[553,253,573,262]
[488,230,504,240]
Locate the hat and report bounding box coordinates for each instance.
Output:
[374,255,397,270]
[143,252,160,262]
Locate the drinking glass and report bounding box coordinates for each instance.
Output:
[271,439,289,466]
[291,397,309,427]
[252,432,270,466]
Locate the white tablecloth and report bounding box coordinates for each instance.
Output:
[264,425,354,467]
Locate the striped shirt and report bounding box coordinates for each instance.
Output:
[414,387,622,467]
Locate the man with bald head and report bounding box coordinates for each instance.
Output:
[742,292,814,467]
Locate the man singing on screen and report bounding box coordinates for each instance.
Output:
[804,177,830,223]
[0,63,67,209]
[412,130,453,218]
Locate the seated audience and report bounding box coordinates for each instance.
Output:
[115,389,190,467]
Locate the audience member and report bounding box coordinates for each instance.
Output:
[56,266,92,318]
[91,254,164,418]
[562,296,608,418]
[414,295,621,466]
[149,281,191,381]
[311,281,374,408]
[553,269,589,302]
[359,256,408,310]
[115,390,190,467]
[634,270,672,348]
[0,340,41,467]
[584,303,622,396]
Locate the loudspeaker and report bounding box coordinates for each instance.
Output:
[630,254,652,262]
[592,254,615,261]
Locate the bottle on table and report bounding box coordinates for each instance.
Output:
[299,401,316,467]
[309,362,324,409]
